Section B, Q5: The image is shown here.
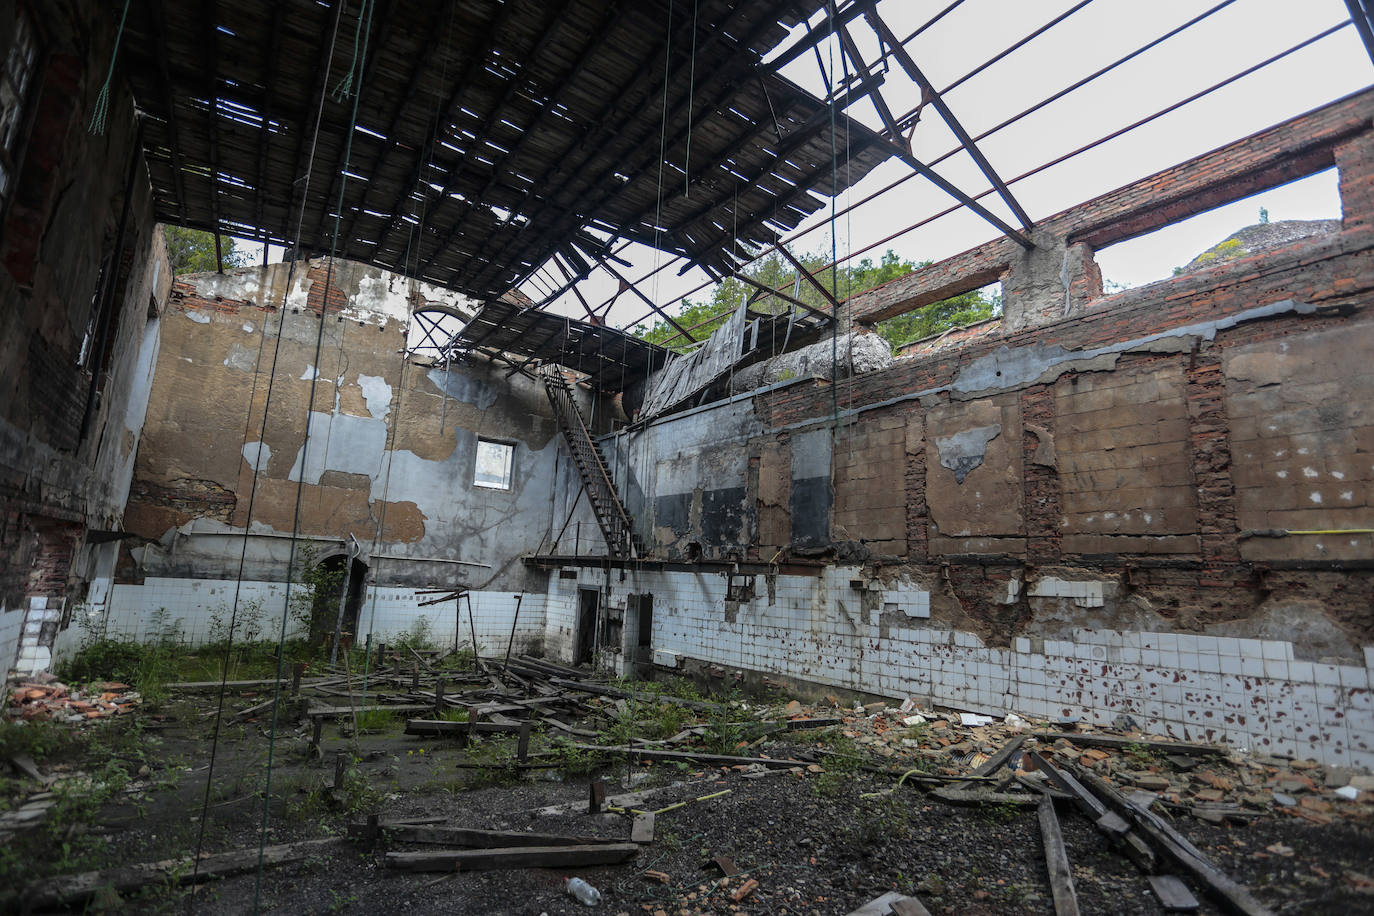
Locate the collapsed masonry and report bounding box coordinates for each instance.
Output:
[3,62,1373,769]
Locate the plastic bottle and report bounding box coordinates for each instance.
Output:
[564,877,601,906]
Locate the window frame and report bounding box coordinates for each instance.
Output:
[473,437,515,491]
[0,4,43,221]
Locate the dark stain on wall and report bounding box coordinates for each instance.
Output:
[654,493,692,539]
[790,477,832,549]
[701,486,745,546]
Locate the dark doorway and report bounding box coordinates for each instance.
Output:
[575,587,599,665]
[341,557,367,642]
[312,554,367,649]
[629,593,654,676]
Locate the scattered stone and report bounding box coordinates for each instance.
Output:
[784,700,803,716]
[1131,774,1171,791]
[1273,792,1298,807]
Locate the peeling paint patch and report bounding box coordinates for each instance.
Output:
[185,310,211,325]
[223,342,257,372]
[357,373,392,421]
[427,367,499,410]
[301,364,317,381]
[242,441,272,472]
[936,424,1001,483]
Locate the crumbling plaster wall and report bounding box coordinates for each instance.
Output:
[121,258,594,622]
[0,0,170,671]
[580,89,1374,766]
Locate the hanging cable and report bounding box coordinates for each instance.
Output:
[827,0,839,430]
[88,0,131,135]
[186,2,348,909]
[684,0,698,197]
[252,1,377,909]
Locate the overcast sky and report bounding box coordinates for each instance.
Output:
[238,0,1372,335]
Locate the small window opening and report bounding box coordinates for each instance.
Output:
[474,438,514,490]
[1093,168,1341,291]
[876,281,1002,354]
[0,7,40,212]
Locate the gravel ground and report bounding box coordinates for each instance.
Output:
[6,696,1374,915]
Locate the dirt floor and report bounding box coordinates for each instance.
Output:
[3,655,1374,915]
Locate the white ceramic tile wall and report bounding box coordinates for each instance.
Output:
[92,578,547,658]
[0,603,23,675]
[555,564,1374,769]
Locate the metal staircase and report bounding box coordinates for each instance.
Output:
[542,369,637,558]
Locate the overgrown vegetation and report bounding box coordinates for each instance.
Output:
[632,248,1000,354]
[164,225,251,275]
[57,608,184,706]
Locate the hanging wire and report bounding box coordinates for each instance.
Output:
[684,0,698,197]
[360,0,460,699]
[827,0,839,430]
[252,0,377,907]
[87,0,132,135]
[332,0,375,101]
[186,1,348,908]
[650,0,675,308]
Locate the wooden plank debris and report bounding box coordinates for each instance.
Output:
[1064,760,1275,916]
[1035,733,1222,757]
[1037,797,1081,916]
[384,842,639,872]
[1029,751,1154,871]
[567,744,807,769]
[308,703,430,719]
[1149,875,1202,912]
[631,813,655,844]
[954,736,1025,791]
[362,824,622,847]
[11,838,345,909]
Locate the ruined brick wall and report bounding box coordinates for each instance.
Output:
[727,90,1374,658]
[121,259,601,593]
[0,1,168,633]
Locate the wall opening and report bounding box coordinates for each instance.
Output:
[574,586,599,665]
[1093,168,1341,291]
[474,438,514,490]
[876,281,1002,354]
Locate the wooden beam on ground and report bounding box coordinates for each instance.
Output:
[1149,875,1202,912]
[955,736,1025,790]
[568,744,807,769]
[1029,751,1154,871]
[1037,797,1081,916]
[359,824,621,848]
[1064,761,1275,916]
[1034,733,1222,757]
[405,719,527,737]
[384,842,639,872]
[930,787,1042,807]
[309,704,430,719]
[12,838,344,910]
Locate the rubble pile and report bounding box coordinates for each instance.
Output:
[5,676,139,722]
[775,696,1374,825]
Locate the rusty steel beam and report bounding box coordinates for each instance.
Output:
[865,9,1034,233]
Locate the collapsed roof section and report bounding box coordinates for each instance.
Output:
[452,299,670,388]
[118,0,892,300]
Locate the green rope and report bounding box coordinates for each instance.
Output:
[332,0,375,101]
[252,0,376,909]
[87,0,132,135]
